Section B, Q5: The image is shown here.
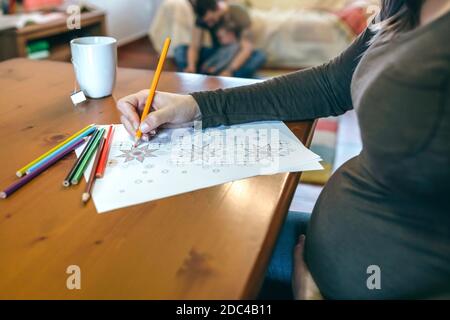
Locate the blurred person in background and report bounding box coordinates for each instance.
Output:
[174,0,266,78]
[200,20,241,75]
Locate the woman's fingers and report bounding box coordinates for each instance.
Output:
[117,98,141,131]
[151,91,165,111]
[118,90,201,137]
[292,235,323,300]
[118,93,170,136]
[120,115,136,137]
[293,235,308,300]
[117,90,150,128]
[140,108,173,133]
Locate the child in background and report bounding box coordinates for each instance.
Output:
[200,21,241,75]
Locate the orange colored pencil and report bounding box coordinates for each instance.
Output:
[95,125,115,178]
[134,37,171,146]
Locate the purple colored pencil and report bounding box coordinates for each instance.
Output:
[1,138,86,199]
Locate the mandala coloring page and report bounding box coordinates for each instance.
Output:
[76,122,322,213]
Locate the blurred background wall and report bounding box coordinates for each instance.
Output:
[84,0,163,45]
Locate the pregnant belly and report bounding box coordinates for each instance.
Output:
[304,156,450,299]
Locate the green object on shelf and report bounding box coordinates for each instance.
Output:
[27,40,50,54]
[28,50,50,60]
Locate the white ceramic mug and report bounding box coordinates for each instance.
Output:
[70,36,117,99]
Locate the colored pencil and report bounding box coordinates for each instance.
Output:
[63,128,100,187]
[71,128,106,185]
[26,126,96,174]
[1,138,85,199]
[134,37,171,147]
[95,125,115,178]
[16,124,95,177]
[82,137,106,203]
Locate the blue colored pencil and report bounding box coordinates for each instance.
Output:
[26,126,96,174]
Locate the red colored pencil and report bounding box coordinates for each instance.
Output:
[95,125,115,178]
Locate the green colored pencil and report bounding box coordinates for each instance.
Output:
[62,128,100,187]
[71,128,106,185]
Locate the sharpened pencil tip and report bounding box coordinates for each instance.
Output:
[82,193,90,203]
[133,137,141,148]
[0,192,6,199]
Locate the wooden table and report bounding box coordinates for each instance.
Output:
[0,59,315,299]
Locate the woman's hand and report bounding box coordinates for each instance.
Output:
[116,90,201,140]
[293,235,323,300]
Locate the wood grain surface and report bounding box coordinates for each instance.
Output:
[0,59,315,299]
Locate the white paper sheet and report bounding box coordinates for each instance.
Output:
[77,121,322,213]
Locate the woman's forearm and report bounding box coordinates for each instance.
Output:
[192,27,375,128]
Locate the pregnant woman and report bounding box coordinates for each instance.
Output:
[117,0,450,299]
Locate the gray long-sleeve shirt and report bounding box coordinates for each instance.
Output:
[191,8,450,298]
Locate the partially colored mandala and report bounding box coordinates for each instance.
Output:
[117,145,158,163]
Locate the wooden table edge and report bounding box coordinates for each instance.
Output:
[242,120,317,299]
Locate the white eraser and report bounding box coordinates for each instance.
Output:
[71,91,87,105]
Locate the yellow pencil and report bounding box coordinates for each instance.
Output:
[134,37,171,147]
[16,124,95,177]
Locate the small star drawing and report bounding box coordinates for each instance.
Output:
[117,145,158,163]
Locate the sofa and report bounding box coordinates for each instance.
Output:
[149,0,379,68]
